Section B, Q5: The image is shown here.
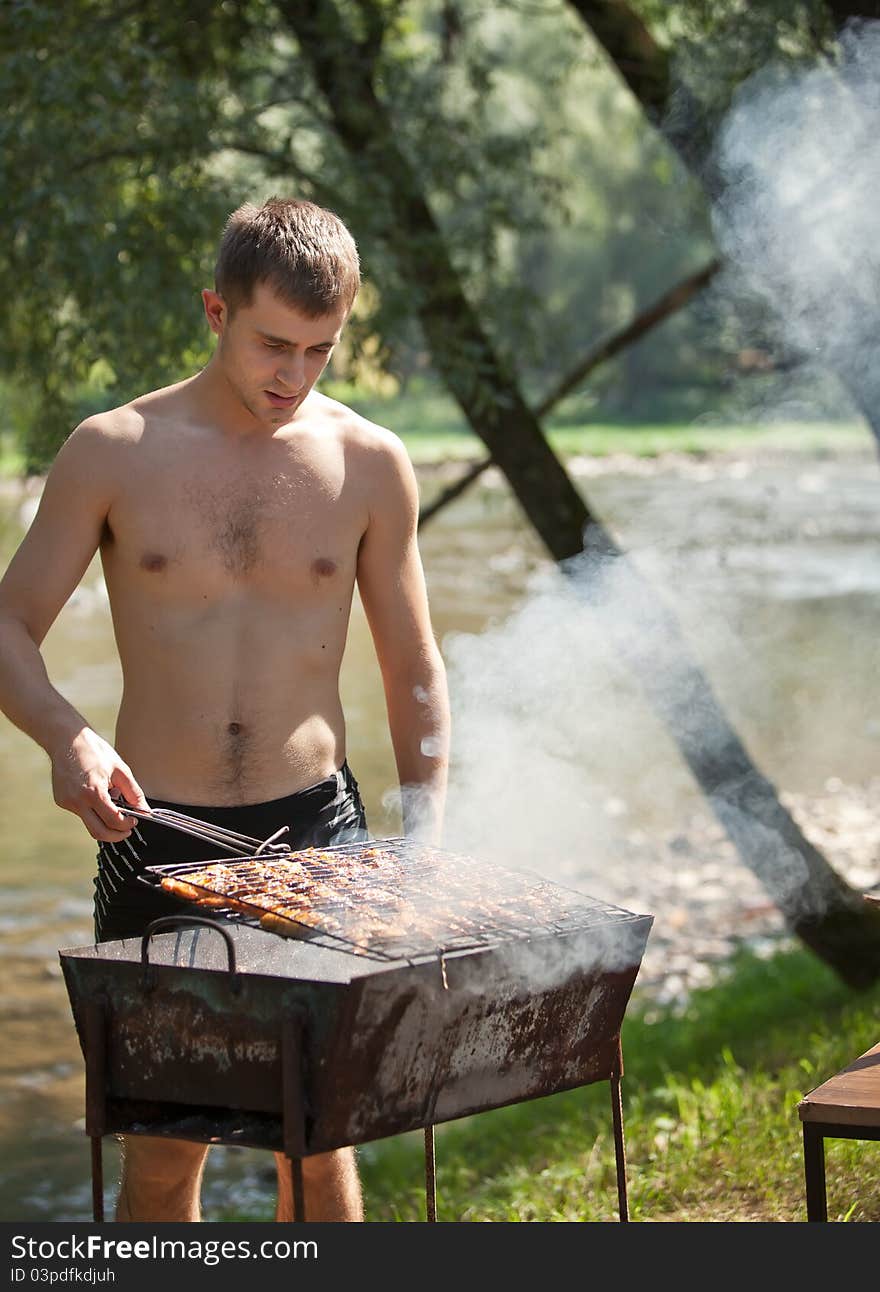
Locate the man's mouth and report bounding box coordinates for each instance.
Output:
[265,390,300,408]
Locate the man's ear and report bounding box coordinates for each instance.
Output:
[202,289,226,337]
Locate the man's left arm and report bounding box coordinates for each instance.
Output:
[356,433,450,844]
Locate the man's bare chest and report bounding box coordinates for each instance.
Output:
[102,456,365,599]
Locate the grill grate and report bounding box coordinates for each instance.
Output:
[140,837,634,962]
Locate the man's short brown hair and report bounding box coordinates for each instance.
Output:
[214,196,360,318]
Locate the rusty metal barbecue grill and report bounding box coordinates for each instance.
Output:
[60,832,653,1223]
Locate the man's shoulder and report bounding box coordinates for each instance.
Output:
[313,393,410,467]
[72,401,145,448]
[316,399,419,525]
[70,380,189,452]
[49,403,146,484]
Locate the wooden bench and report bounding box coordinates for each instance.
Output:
[797,1039,880,1220]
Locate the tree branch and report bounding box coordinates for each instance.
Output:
[358,0,393,64]
[535,257,721,419]
[67,145,158,175]
[419,257,722,527]
[565,0,707,175]
[222,139,345,208]
[417,454,493,529]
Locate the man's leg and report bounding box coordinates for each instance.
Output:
[273,1148,363,1222]
[116,1136,210,1222]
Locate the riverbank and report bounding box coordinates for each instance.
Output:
[586,775,880,1008]
[2,419,876,536]
[2,416,876,480]
[405,418,877,469]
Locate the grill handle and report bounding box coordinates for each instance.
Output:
[140,916,239,991]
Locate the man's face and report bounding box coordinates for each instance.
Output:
[202,282,348,427]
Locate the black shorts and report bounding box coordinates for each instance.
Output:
[93,760,369,943]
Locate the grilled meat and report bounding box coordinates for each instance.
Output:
[156,841,602,954]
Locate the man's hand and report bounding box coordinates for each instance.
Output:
[51,727,148,842]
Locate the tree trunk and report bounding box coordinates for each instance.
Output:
[826,2,880,25]
[277,0,588,561]
[563,0,880,982]
[280,0,880,986]
[576,531,880,983]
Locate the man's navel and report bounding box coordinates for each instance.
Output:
[222,720,248,791]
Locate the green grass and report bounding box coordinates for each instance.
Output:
[317,381,878,465]
[222,947,880,1223]
[323,384,874,464]
[391,419,874,466]
[352,947,880,1223]
[541,419,874,462]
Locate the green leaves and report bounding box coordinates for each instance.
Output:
[0,0,837,466]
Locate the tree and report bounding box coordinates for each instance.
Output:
[569,0,880,448]
[560,0,880,974]
[276,0,880,985]
[2,0,878,983]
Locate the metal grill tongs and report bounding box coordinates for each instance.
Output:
[111,796,291,858]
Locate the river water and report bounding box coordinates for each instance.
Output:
[1,444,878,1220]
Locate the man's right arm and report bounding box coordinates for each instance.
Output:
[0,418,146,841]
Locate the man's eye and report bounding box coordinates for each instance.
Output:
[264,341,284,350]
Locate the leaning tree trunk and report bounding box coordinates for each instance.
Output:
[281,0,880,987]
[826,2,880,26]
[278,0,587,559]
[576,530,880,981]
[561,0,880,983]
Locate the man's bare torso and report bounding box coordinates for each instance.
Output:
[99,380,374,805]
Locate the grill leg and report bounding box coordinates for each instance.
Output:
[803,1124,827,1222]
[83,1001,107,1223]
[281,1014,307,1223]
[610,1042,629,1223]
[90,1138,104,1223]
[424,1125,437,1222]
[288,1157,306,1223]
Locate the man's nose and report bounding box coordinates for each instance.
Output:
[276,354,305,392]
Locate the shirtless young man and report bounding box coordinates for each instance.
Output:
[0,197,451,1223]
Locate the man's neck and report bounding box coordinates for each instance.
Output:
[186,360,265,438]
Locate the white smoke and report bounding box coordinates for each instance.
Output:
[434,494,865,987]
[441,547,750,886]
[711,20,880,422]
[404,26,880,986]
